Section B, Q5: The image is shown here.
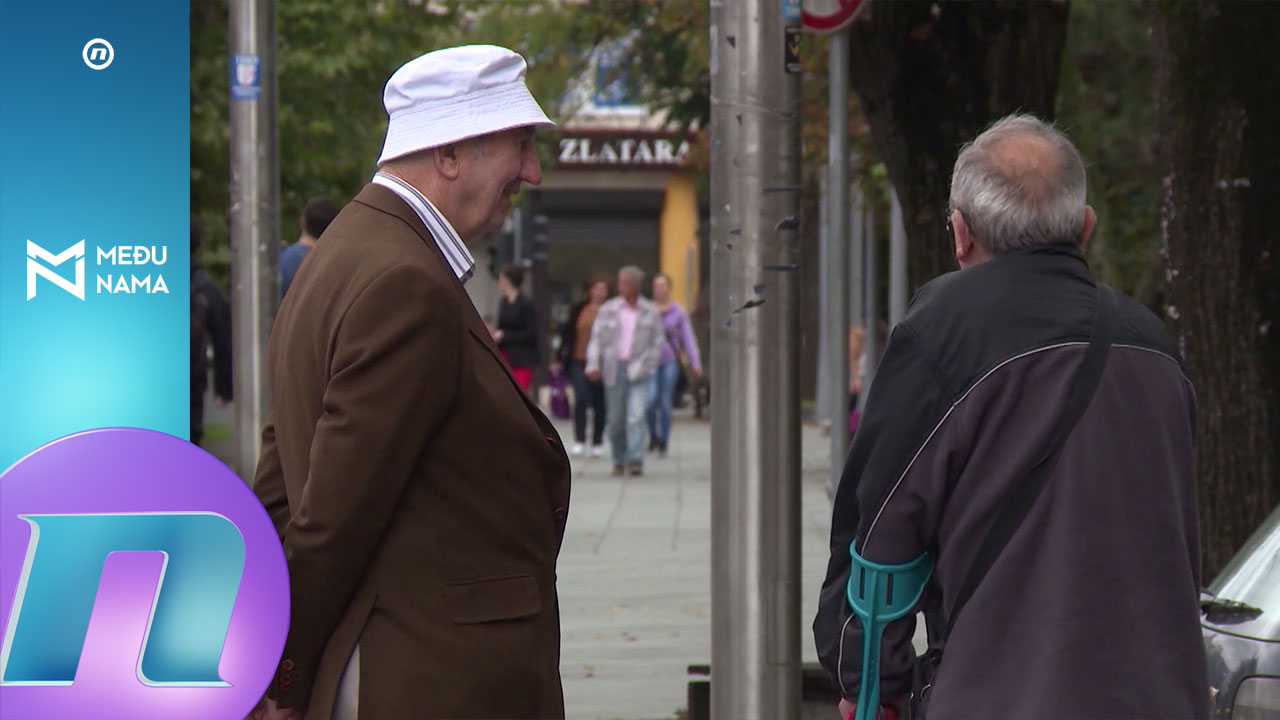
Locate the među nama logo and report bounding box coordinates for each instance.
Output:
[94,245,170,295]
[25,240,170,300]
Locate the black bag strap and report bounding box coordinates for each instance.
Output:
[944,284,1117,638]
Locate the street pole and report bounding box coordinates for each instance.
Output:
[708,0,740,713]
[861,203,880,406]
[529,209,550,397]
[849,169,864,384]
[825,31,850,502]
[816,167,830,432]
[711,0,803,716]
[889,188,908,328]
[228,0,278,481]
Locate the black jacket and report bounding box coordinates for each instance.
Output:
[814,245,1207,719]
[191,265,232,400]
[497,292,540,369]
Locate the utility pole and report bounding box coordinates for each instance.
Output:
[889,188,908,328]
[529,209,550,397]
[824,30,851,501]
[861,204,880,405]
[228,0,278,480]
[710,0,803,716]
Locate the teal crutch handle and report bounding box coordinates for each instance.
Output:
[845,541,933,720]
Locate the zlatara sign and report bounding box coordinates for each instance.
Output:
[557,137,692,167]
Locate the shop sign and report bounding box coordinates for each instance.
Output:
[556,136,692,167]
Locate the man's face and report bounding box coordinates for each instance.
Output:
[617,272,637,299]
[458,127,541,240]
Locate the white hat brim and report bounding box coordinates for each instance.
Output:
[378,81,555,165]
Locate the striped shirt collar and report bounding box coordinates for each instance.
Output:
[371,171,475,283]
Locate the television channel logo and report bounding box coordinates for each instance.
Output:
[0,428,289,719]
[26,240,86,301]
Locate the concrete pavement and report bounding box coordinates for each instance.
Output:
[545,409,837,719]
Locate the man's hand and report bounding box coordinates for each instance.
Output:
[838,698,855,720]
[491,329,504,342]
[585,368,601,382]
[691,366,703,379]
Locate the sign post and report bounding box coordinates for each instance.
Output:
[804,0,867,500]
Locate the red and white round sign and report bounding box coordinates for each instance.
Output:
[801,0,867,33]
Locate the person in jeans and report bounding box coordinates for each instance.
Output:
[555,276,609,457]
[493,264,539,393]
[585,266,664,476]
[645,273,702,456]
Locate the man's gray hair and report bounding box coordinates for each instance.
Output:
[949,114,1088,254]
[619,265,645,286]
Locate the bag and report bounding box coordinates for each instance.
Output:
[548,367,571,420]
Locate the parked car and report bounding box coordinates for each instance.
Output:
[1201,502,1280,718]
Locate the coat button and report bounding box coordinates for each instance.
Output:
[281,659,295,670]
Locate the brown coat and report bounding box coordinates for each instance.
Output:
[252,184,571,719]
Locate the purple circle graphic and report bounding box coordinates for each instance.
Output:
[0,428,289,720]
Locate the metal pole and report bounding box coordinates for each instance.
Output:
[709,0,741,713]
[861,203,880,405]
[228,0,278,480]
[815,167,830,430]
[825,31,850,502]
[530,210,550,397]
[889,188,908,328]
[711,0,803,716]
[849,172,864,375]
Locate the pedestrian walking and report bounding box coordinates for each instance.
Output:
[190,218,232,447]
[814,114,1208,720]
[249,45,569,720]
[555,276,609,457]
[645,272,702,457]
[279,196,340,299]
[494,263,539,393]
[585,266,664,477]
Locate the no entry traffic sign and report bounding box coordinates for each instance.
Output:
[802,0,867,33]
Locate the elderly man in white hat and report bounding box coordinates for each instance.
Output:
[249,46,571,720]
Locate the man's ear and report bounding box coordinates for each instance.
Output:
[1079,205,1097,251]
[953,209,974,266]
[433,142,464,180]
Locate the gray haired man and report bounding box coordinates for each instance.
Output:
[814,115,1207,719]
[585,266,664,476]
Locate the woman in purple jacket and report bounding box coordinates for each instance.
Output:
[646,273,702,456]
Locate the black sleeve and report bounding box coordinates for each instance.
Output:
[556,303,581,366]
[813,324,954,703]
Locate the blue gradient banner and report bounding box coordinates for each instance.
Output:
[0,1,190,468]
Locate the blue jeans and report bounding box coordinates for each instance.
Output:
[646,360,681,446]
[568,360,606,445]
[606,361,650,466]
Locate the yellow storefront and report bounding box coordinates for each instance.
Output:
[533,131,702,313]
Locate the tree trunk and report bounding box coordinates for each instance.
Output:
[1150,1,1280,578]
[847,0,1070,291]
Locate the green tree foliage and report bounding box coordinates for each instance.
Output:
[192,1,463,283]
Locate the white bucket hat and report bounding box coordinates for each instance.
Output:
[377,45,555,165]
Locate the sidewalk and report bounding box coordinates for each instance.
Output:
[552,409,837,719]
[201,401,841,720]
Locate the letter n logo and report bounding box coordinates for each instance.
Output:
[26,240,86,300]
[0,513,245,686]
